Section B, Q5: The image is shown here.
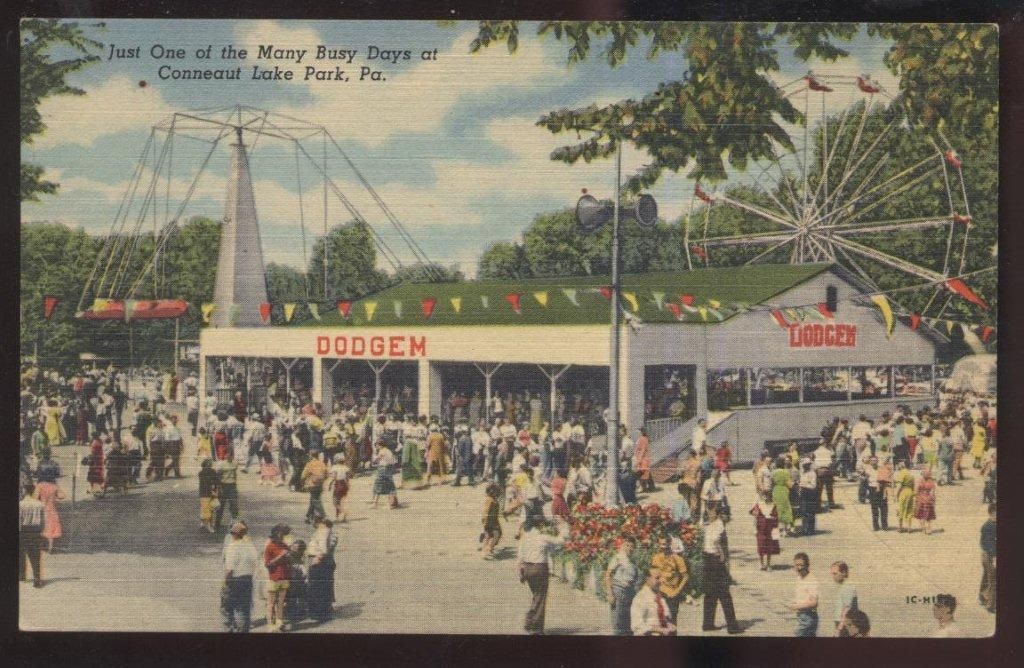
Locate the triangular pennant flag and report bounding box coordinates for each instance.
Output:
[480,295,490,309]
[337,300,352,318]
[92,298,112,312]
[806,305,827,321]
[229,304,242,325]
[707,299,721,309]
[201,303,215,324]
[786,308,802,323]
[505,292,522,314]
[124,299,138,323]
[679,294,698,313]
[308,303,321,321]
[946,320,956,335]
[562,288,580,307]
[944,278,989,310]
[979,326,994,343]
[707,307,724,321]
[599,286,613,301]
[666,303,683,321]
[909,313,921,331]
[698,306,709,322]
[364,301,378,322]
[450,297,462,314]
[43,295,59,321]
[870,295,895,339]
[533,291,549,308]
[259,303,272,324]
[284,303,297,323]
[816,303,834,320]
[622,292,639,312]
[393,300,403,319]
[651,291,665,311]
[771,310,789,328]
[421,297,437,319]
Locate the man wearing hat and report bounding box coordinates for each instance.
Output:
[242,413,267,473]
[425,423,448,488]
[221,520,258,632]
[453,422,475,487]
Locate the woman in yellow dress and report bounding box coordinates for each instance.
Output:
[44,399,64,447]
[969,420,987,468]
[893,462,916,532]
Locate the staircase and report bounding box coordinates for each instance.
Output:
[648,411,740,483]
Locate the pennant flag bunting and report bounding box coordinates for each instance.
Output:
[706,307,724,321]
[43,295,59,321]
[651,291,666,311]
[201,303,215,323]
[283,303,297,323]
[92,298,112,312]
[450,297,462,314]
[870,295,895,338]
[909,313,921,331]
[816,303,834,320]
[785,308,802,323]
[707,299,722,309]
[533,291,549,308]
[946,320,956,335]
[690,245,707,259]
[622,291,639,312]
[951,214,973,227]
[562,288,579,307]
[979,326,994,343]
[364,301,378,322]
[421,297,437,319]
[394,301,403,319]
[698,306,709,322]
[123,299,137,323]
[337,300,352,318]
[945,278,988,310]
[259,303,272,324]
[771,310,788,328]
[666,303,683,321]
[308,303,321,321]
[480,295,489,309]
[599,286,613,301]
[505,292,522,314]
[944,150,962,169]
[679,294,698,313]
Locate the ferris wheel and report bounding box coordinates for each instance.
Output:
[684,72,975,319]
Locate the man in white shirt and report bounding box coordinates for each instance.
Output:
[517,516,569,635]
[701,503,741,633]
[631,568,676,636]
[700,469,728,522]
[931,594,965,637]
[186,391,200,436]
[787,552,819,636]
[691,419,708,455]
[221,520,258,632]
[850,415,871,456]
[472,422,490,480]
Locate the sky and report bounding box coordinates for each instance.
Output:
[22,20,902,277]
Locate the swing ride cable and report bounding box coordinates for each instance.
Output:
[294,141,311,300]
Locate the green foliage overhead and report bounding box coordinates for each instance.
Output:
[20,19,104,201]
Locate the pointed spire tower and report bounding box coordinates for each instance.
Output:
[212,127,269,327]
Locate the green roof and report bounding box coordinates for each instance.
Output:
[300,263,832,328]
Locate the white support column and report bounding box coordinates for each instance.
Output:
[417,359,440,418]
[539,364,571,429]
[847,366,853,402]
[474,363,503,423]
[694,363,708,419]
[620,358,644,437]
[744,368,752,406]
[798,368,805,403]
[367,360,390,417]
[312,356,323,409]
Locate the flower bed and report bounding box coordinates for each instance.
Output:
[551,502,704,600]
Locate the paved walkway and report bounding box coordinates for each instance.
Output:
[21,434,996,637]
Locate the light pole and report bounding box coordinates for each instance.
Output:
[575,139,657,507]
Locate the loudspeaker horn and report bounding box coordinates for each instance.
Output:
[576,194,613,233]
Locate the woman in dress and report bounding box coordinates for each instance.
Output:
[715,441,734,486]
[549,474,570,520]
[36,478,66,552]
[259,437,282,486]
[44,399,64,447]
[86,435,105,494]
[633,428,653,492]
[893,462,916,533]
[371,442,399,509]
[750,491,780,570]
[913,468,937,535]
[400,429,423,488]
[970,420,988,469]
[329,453,350,522]
[771,456,795,536]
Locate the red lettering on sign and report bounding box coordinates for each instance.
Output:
[316,334,428,358]
[370,336,385,356]
[351,337,366,356]
[787,323,857,348]
[317,336,330,355]
[335,337,347,355]
[389,336,405,357]
[409,336,426,357]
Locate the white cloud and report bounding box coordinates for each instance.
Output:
[34,75,175,149]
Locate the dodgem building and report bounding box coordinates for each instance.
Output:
[199,263,938,465]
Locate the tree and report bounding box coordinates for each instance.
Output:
[307,221,391,300]
[391,262,465,284]
[20,19,104,201]
[266,262,309,303]
[478,241,532,280]
[472,22,857,187]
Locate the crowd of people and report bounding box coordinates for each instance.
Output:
[18,359,997,636]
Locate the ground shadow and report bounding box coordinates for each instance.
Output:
[492,546,517,561]
[333,601,364,620]
[543,627,583,635]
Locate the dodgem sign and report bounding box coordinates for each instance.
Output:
[788,323,857,348]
